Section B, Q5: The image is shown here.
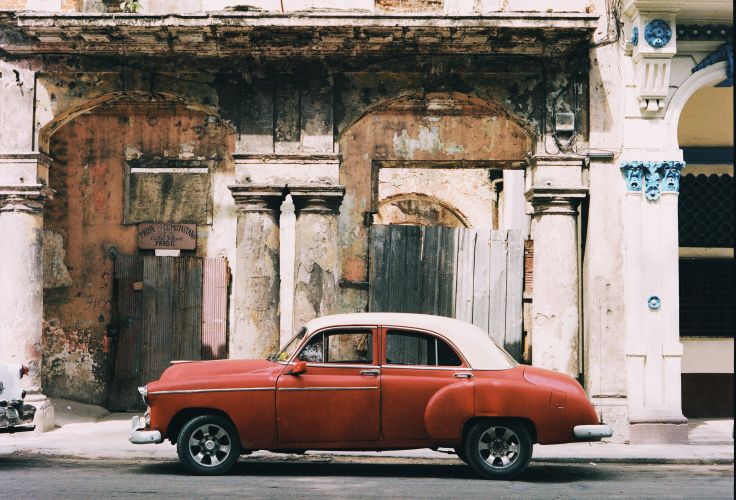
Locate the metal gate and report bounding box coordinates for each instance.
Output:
[108,255,229,410]
[369,225,524,360]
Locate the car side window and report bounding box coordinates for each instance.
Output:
[386,330,462,367]
[297,330,373,364]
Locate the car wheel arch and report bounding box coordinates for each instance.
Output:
[462,416,538,445]
[166,408,240,445]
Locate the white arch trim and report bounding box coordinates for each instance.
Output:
[664,61,728,152]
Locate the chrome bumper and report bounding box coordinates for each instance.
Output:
[129,415,162,444]
[574,424,613,440]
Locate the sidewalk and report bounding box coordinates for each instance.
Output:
[3,398,733,465]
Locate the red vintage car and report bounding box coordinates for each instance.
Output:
[130,313,612,478]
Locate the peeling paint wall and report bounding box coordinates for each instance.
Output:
[42,100,234,404]
[26,50,589,403]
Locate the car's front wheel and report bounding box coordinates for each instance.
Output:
[177,414,241,475]
[462,419,532,479]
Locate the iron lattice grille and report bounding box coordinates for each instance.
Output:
[679,259,735,338]
[679,174,734,248]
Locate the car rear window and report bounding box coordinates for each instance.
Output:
[385,330,463,367]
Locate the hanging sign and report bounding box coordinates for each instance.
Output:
[138,223,197,250]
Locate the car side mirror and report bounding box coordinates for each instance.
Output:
[287,360,307,376]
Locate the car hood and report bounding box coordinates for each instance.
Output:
[149,358,281,390]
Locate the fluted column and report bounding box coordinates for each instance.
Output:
[290,186,345,332]
[526,186,587,377]
[0,153,55,432]
[621,160,688,443]
[228,185,285,359]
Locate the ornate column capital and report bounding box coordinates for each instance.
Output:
[524,187,588,216]
[289,185,345,215]
[228,185,285,213]
[620,160,685,200]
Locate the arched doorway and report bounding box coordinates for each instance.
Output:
[339,92,532,359]
[674,81,734,418]
[40,93,235,409]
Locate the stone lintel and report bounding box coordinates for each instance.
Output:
[290,185,345,215]
[228,185,285,213]
[531,155,587,168]
[524,186,588,215]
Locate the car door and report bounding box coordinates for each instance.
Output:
[380,327,474,441]
[276,326,381,444]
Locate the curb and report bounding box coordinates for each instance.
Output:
[8,450,734,466]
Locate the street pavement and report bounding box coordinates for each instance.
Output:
[0,455,733,499]
[2,398,733,465]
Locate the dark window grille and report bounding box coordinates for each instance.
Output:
[679,174,734,248]
[679,259,735,338]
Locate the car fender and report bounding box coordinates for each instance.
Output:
[424,381,474,440]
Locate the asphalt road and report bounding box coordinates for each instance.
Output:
[1,454,733,499]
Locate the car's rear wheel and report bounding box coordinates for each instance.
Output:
[177,414,241,475]
[454,446,469,464]
[463,420,532,479]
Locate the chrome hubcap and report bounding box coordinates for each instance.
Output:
[477,426,521,469]
[188,424,232,467]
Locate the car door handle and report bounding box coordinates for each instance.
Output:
[454,372,473,379]
[360,369,380,376]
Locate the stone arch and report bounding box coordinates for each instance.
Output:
[38,91,234,154]
[338,90,532,286]
[40,92,236,404]
[664,61,729,153]
[374,193,470,228]
[340,90,536,144]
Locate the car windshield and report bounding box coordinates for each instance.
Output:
[268,327,307,362]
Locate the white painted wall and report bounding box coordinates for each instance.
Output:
[681,338,735,374]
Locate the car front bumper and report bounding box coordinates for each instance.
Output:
[129,415,163,444]
[573,424,613,441]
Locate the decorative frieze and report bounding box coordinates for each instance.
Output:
[620,161,685,200]
[676,25,733,42]
[0,185,53,213]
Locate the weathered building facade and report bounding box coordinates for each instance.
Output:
[0,0,732,440]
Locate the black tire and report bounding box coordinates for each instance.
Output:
[454,446,469,464]
[462,419,532,480]
[176,414,241,475]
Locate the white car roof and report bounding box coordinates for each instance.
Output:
[303,312,516,370]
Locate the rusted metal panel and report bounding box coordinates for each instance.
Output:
[108,254,144,411]
[202,257,229,360]
[111,255,204,410]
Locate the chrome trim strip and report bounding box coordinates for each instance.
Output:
[278,387,378,392]
[149,387,275,395]
[305,363,380,369]
[382,365,472,371]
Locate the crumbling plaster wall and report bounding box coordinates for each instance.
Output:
[42,99,234,404]
[32,52,589,400]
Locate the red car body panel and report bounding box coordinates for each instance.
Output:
[144,323,601,450]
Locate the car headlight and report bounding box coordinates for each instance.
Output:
[138,385,149,405]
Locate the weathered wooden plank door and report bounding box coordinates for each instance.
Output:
[369,225,457,317]
[109,255,229,411]
[369,225,524,360]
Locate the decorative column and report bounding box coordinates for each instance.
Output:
[228,185,285,359]
[290,186,345,332]
[0,153,55,432]
[621,160,688,443]
[525,157,587,377]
